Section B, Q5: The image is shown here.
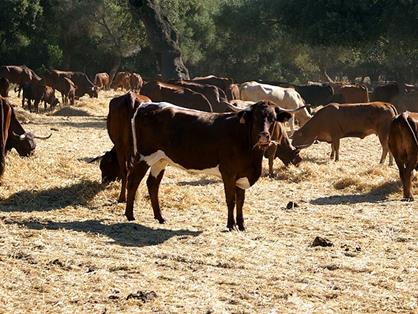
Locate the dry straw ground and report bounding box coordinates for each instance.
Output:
[0,90,417,313]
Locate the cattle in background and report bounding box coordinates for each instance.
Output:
[129,73,143,92]
[44,70,77,105]
[169,80,229,112]
[292,102,397,164]
[338,85,369,103]
[294,84,334,110]
[263,121,302,177]
[94,72,110,90]
[141,81,213,112]
[111,71,131,90]
[230,84,240,100]
[0,65,39,97]
[392,91,418,113]
[53,70,98,99]
[98,92,151,202]
[372,82,404,102]
[126,101,303,230]
[192,75,235,101]
[388,112,418,201]
[0,77,9,97]
[239,81,312,134]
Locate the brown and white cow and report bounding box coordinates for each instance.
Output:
[125,100,305,230]
[292,102,397,164]
[94,72,110,90]
[141,81,213,112]
[388,112,418,201]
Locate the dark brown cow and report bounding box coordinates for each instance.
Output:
[294,84,334,108]
[129,73,143,92]
[111,72,131,90]
[125,100,306,231]
[0,65,39,97]
[100,92,151,202]
[44,70,76,106]
[263,122,302,177]
[388,112,418,201]
[170,80,229,112]
[46,70,98,99]
[372,82,404,102]
[141,81,213,112]
[22,79,44,112]
[292,102,397,164]
[339,85,369,103]
[0,77,9,97]
[94,72,110,90]
[192,75,235,101]
[43,86,60,111]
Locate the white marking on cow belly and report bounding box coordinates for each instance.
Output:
[236,177,251,189]
[141,150,222,178]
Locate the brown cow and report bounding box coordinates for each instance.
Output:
[263,122,302,177]
[126,101,303,230]
[43,86,60,111]
[111,72,131,90]
[192,75,235,101]
[44,71,76,105]
[339,85,369,103]
[94,72,110,90]
[170,80,229,112]
[129,73,143,92]
[45,70,98,99]
[0,77,9,97]
[0,65,39,97]
[141,81,213,112]
[391,91,418,113]
[99,92,151,202]
[388,112,418,201]
[372,82,404,102]
[292,102,397,164]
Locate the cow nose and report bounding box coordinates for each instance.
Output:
[259,131,270,142]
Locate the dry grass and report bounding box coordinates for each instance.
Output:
[0,90,417,313]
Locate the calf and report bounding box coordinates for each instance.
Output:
[388,112,418,201]
[126,100,303,230]
[292,102,397,164]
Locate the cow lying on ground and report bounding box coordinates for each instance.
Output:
[292,102,397,164]
[125,100,305,231]
[240,81,312,134]
[388,112,418,201]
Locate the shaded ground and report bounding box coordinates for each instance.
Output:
[0,91,417,313]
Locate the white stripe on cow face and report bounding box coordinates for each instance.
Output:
[236,177,250,189]
[141,150,222,178]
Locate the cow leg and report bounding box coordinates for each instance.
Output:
[330,145,335,160]
[378,134,392,165]
[146,169,166,224]
[265,144,277,177]
[222,177,237,230]
[125,161,150,221]
[116,150,128,203]
[400,163,415,201]
[332,139,340,161]
[235,188,246,231]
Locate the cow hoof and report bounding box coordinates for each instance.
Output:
[238,224,245,231]
[117,198,126,203]
[155,217,166,224]
[125,214,135,221]
[227,224,236,231]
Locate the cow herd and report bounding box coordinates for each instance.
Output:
[0,64,418,230]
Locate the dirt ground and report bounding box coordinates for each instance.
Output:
[0,91,417,313]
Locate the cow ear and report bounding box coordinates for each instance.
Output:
[237,110,251,124]
[275,108,292,122]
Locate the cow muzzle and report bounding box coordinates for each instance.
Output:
[254,132,271,150]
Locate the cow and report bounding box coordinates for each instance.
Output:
[239,81,312,134]
[42,86,60,111]
[372,82,404,102]
[263,122,302,177]
[94,72,110,90]
[388,112,418,201]
[125,100,307,231]
[338,85,369,103]
[0,96,51,178]
[294,84,334,109]
[44,71,76,106]
[0,65,39,97]
[111,71,131,90]
[292,102,397,164]
[192,75,235,101]
[99,92,151,202]
[22,79,44,112]
[141,81,213,112]
[46,70,98,99]
[129,73,143,92]
[0,77,9,97]
[391,91,418,113]
[169,80,229,112]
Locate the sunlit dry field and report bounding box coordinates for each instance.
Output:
[0,90,417,313]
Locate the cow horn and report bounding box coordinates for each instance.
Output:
[225,102,244,112]
[89,154,105,163]
[33,133,52,140]
[12,132,26,141]
[277,105,309,113]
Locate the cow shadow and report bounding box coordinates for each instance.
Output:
[15,219,201,247]
[0,180,105,212]
[177,178,221,186]
[36,119,106,129]
[310,180,400,205]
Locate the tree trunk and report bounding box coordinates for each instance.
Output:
[129,0,189,80]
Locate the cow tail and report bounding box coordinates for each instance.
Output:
[399,112,418,149]
[128,91,139,168]
[0,101,5,178]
